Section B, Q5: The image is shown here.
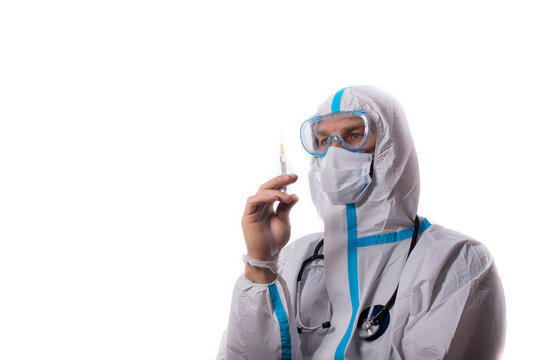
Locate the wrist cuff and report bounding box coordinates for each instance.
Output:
[242,253,279,273]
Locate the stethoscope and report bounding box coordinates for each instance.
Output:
[295,238,330,334]
[295,216,420,341]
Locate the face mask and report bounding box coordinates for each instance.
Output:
[312,146,373,205]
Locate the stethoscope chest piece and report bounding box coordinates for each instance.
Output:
[357,304,390,341]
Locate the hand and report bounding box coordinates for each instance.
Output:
[242,175,299,262]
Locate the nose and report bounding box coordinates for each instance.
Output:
[330,137,345,149]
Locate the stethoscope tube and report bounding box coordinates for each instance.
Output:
[358,215,420,340]
[295,216,422,339]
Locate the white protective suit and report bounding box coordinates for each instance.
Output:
[217,86,506,359]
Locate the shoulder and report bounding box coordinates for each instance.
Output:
[419,223,494,273]
[400,223,506,358]
[403,222,496,299]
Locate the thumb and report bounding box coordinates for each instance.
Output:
[276,194,299,223]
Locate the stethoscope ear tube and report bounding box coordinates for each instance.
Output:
[296,254,324,282]
[296,239,329,333]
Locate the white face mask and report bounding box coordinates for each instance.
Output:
[312,146,373,205]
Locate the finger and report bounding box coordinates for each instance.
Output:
[276,194,299,223]
[259,174,298,191]
[244,190,294,216]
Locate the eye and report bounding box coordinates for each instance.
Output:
[315,137,328,149]
[347,133,364,142]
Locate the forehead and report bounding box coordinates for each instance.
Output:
[315,116,365,134]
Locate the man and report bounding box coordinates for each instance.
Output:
[217,86,506,359]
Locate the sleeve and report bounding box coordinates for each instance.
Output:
[216,247,304,360]
[401,240,506,360]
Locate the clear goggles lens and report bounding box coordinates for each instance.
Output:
[300,110,375,158]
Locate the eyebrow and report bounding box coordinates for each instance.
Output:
[316,125,365,137]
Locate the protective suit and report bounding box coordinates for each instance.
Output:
[217,86,506,359]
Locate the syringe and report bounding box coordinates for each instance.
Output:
[280,139,287,193]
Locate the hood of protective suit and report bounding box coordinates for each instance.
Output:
[309,86,419,237]
[307,86,424,358]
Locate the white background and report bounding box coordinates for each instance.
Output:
[1,0,538,359]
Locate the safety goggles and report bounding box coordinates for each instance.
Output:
[300,110,375,158]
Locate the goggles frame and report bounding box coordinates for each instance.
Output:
[300,109,374,158]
